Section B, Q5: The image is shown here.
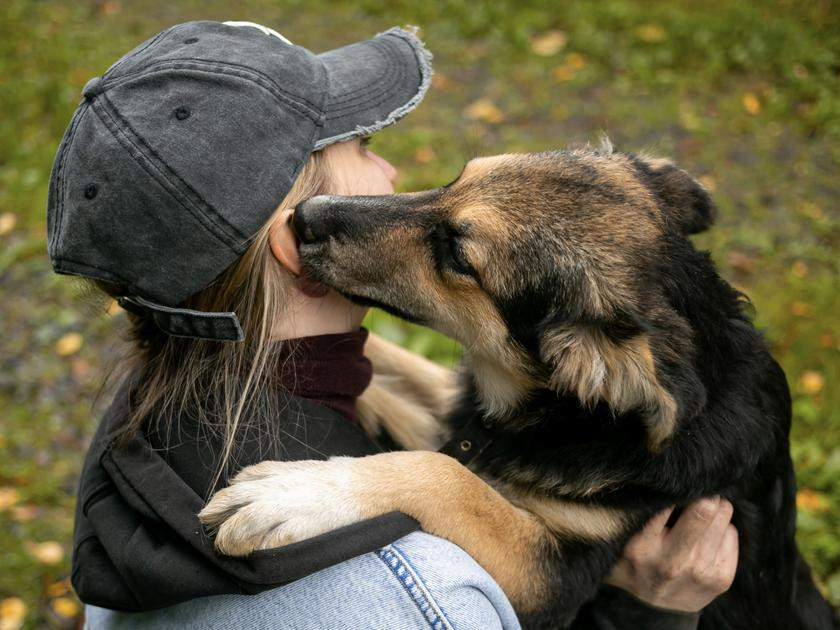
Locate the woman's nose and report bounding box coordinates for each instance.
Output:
[383,158,398,183]
[368,150,398,183]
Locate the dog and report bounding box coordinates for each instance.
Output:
[199,145,837,628]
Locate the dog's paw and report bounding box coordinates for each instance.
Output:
[198,458,364,556]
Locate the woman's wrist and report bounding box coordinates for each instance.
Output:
[581,584,700,630]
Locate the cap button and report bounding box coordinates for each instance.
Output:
[82,77,104,101]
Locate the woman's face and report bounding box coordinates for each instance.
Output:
[268,137,398,339]
[271,137,398,276]
[326,137,398,195]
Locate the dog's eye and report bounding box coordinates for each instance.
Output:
[431,223,476,279]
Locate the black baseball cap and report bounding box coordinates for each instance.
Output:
[46,20,432,342]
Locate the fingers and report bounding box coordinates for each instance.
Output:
[665,497,738,593]
[645,505,676,535]
[615,506,674,577]
[607,498,739,612]
[695,498,734,557]
[666,496,726,558]
[627,506,674,554]
[713,523,739,591]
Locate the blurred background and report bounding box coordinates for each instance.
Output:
[1,0,837,626]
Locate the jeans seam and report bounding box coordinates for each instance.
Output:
[377,545,454,630]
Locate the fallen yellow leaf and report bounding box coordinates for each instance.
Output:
[431,73,451,90]
[553,65,575,82]
[796,488,828,512]
[0,597,26,630]
[50,597,79,618]
[70,357,92,383]
[742,93,761,115]
[55,332,83,356]
[727,251,757,274]
[530,30,567,56]
[11,504,37,523]
[0,488,19,511]
[818,333,836,349]
[0,213,16,236]
[414,146,436,164]
[46,579,70,598]
[636,23,667,43]
[107,299,123,316]
[100,0,121,16]
[25,541,64,565]
[554,52,587,82]
[790,302,811,317]
[463,99,505,124]
[791,261,808,277]
[566,52,586,70]
[798,370,824,395]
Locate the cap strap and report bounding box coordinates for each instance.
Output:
[117,296,244,342]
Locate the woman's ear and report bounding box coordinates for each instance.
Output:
[269,209,302,275]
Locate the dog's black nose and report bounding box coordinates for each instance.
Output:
[293,196,341,244]
[294,194,400,244]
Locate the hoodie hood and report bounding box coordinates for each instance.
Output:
[72,373,418,611]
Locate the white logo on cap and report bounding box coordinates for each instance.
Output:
[223,21,293,45]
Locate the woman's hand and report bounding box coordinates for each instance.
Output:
[606,496,738,613]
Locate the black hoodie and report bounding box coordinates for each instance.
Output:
[71,330,419,611]
[71,331,697,628]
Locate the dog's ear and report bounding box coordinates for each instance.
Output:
[635,156,716,235]
[541,321,678,451]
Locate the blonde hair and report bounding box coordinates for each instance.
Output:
[93,150,332,492]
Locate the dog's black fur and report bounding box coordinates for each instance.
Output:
[445,173,819,627]
[446,311,817,628]
[259,148,838,628]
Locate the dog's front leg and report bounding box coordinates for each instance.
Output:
[199,451,552,614]
[357,333,459,450]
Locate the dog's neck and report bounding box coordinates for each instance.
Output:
[466,348,540,420]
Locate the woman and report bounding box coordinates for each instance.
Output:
[48,20,737,629]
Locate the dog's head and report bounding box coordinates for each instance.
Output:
[294,147,718,449]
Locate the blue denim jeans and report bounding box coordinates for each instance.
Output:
[84,532,522,629]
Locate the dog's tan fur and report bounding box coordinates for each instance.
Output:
[357,333,456,450]
[512,491,627,542]
[203,451,552,612]
[542,330,677,450]
[200,148,715,623]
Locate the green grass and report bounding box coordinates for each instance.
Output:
[1,0,838,626]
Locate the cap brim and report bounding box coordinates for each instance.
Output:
[314,27,432,150]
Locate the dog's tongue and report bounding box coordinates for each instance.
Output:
[296,272,329,298]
